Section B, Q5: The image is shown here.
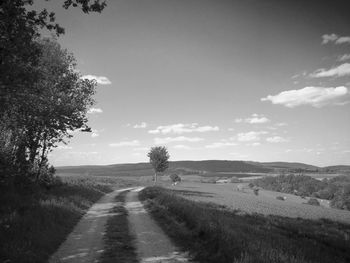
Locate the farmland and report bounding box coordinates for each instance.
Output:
[161,181,350,223]
[140,186,350,263]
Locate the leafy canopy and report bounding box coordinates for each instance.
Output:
[147,146,170,173]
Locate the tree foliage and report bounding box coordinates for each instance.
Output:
[0,0,105,187]
[147,146,170,183]
[253,174,350,210]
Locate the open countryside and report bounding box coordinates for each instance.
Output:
[1,0,350,263]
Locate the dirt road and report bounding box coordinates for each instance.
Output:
[49,187,134,263]
[125,187,190,263]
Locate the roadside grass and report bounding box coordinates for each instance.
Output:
[0,175,136,263]
[140,186,350,263]
[100,190,138,263]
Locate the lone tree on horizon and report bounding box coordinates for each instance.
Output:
[147,146,170,184]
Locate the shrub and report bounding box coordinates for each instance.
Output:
[307,198,320,206]
[170,173,181,183]
[230,176,241,183]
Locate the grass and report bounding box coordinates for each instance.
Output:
[100,190,138,263]
[140,186,350,263]
[0,175,136,263]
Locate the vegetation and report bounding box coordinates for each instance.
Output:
[100,190,138,263]
[0,176,137,263]
[252,174,350,210]
[140,186,350,263]
[308,198,320,206]
[170,173,181,184]
[0,3,110,260]
[147,146,170,183]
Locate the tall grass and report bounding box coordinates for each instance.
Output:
[140,187,350,263]
[0,175,134,263]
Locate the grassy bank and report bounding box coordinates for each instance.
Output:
[100,190,138,263]
[0,176,135,263]
[140,186,350,263]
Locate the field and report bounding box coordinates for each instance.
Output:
[140,186,350,263]
[160,181,350,223]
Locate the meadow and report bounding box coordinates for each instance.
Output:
[0,175,137,263]
[160,181,350,223]
[140,186,350,263]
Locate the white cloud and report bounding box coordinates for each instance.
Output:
[87,107,103,114]
[336,36,350,44]
[91,129,99,138]
[321,34,338,44]
[266,136,288,143]
[235,114,270,124]
[322,34,350,45]
[246,114,270,124]
[173,144,192,150]
[337,54,350,62]
[133,122,147,129]
[154,136,204,144]
[81,75,112,85]
[261,86,349,108]
[149,123,219,134]
[109,140,140,147]
[205,142,237,148]
[310,63,350,78]
[237,131,268,142]
[276,122,288,127]
[56,145,73,150]
[250,142,261,146]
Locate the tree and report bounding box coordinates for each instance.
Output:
[170,173,181,185]
[147,146,170,184]
[0,0,105,186]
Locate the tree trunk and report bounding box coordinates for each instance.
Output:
[154,172,157,184]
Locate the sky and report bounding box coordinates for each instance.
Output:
[34,0,350,167]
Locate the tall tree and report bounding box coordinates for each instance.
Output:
[147,146,170,184]
[0,0,105,183]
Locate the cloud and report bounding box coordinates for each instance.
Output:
[261,86,349,108]
[81,75,112,85]
[322,34,350,45]
[87,107,103,114]
[205,142,237,148]
[91,129,99,138]
[310,63,350,78]
[133,122,147,129]
[235,114,269,124]
[246,114,270,124]
[321,34,338,44]
[266,136,288,143]
[337,54,350,62]
[149,123,219,134]
[56,145,73,150]
[237,131,268,142]
[109,140,140,147]
[154,136,204,144]
[173,145,192,150]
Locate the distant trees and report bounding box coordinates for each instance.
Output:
[252,174,350,211]
[170,173,181,185]
[147,146,170,183]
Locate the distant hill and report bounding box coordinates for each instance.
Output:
[56,160,350,177]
